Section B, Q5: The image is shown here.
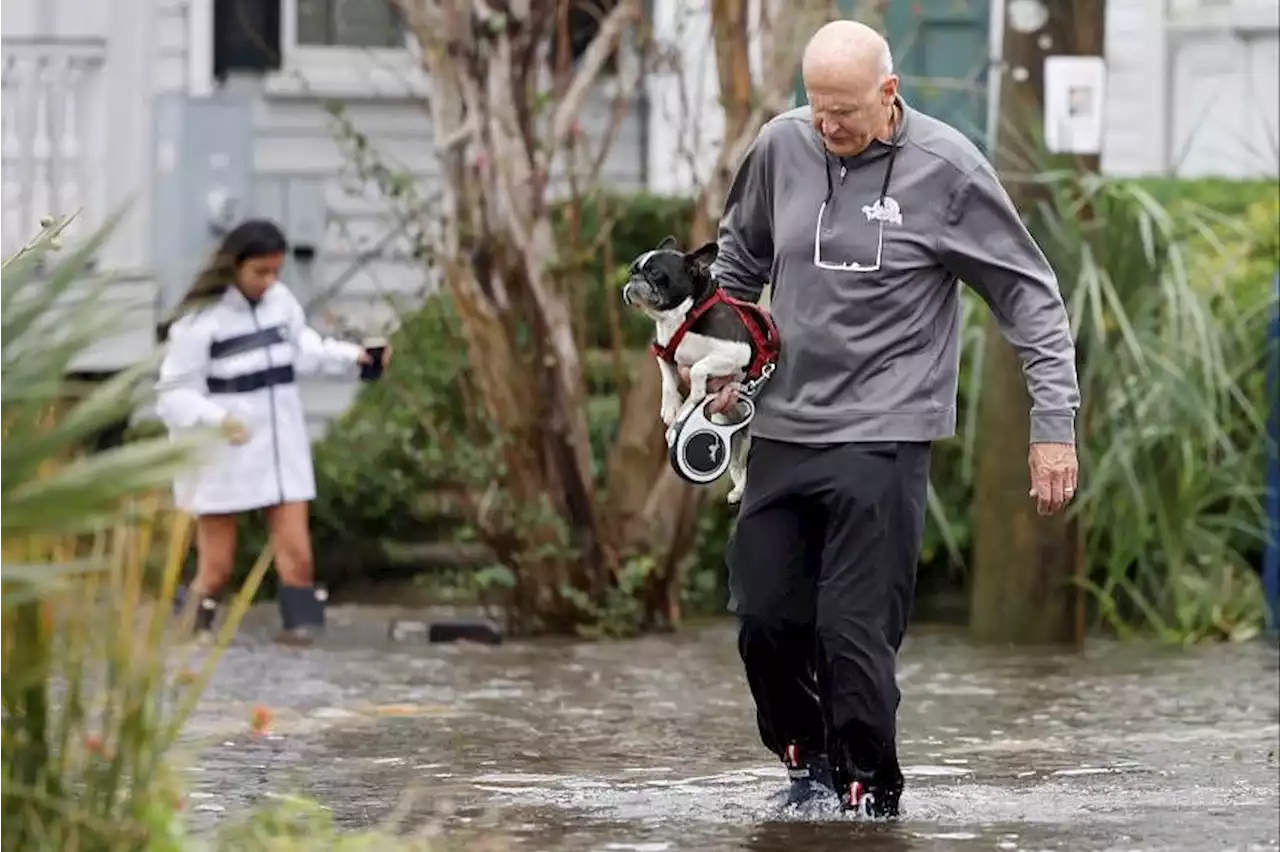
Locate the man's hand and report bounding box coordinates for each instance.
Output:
[1028,442,1079,516]
[677,366,744,415]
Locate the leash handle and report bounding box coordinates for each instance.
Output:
[666,396,755,485]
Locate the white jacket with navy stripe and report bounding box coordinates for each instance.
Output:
[155,282,363,515]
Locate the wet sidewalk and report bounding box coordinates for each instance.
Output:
[181,606,1280,851]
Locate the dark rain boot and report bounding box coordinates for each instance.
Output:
[837,764,902,818]
[833,731,904,819]
[780,742,837,808]
[173,585,219,636]
[275,585,327,646]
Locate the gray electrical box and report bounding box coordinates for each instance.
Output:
[280,177,327,304]
[150,92,255,323]
[285,178,326,253]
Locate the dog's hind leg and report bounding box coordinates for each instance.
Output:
[727,433,749,504]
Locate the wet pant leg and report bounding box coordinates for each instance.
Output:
[727,438,826,758]
[812,441,931,787]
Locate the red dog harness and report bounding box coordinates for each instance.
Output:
[649,289,781,384]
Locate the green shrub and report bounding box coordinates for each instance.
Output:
[922,179,1278,573]
[1132,178,1278,221]
[553,191,697,351]
[924,177,1277,641]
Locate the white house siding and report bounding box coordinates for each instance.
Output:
[83,0,192,371]
[1099,0,1169,177]
[2,0,163,371]
[1166,0,1280,178]
[154,0,192,95]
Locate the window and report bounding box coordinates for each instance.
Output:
[548,0,620,74]
[297,0,404,48]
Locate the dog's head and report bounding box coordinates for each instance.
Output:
[621,236,719,316]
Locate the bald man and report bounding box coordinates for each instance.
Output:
[704,21,1081,816]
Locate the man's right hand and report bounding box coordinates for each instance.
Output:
[678,366,743,415]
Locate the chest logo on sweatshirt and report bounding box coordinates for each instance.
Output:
[862,196,902,227]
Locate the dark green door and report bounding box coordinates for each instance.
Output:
[794,0,991,151]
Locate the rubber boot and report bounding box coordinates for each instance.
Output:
[780,742,837,808]
[275,585,327,646]
[173,585,219,636]
[833,728,903,819]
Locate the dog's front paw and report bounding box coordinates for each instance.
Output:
[660,395,682,426]
[726,484,745,504]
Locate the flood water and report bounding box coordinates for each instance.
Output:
[182,605,1280,851]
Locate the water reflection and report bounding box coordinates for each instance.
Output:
[742,822,912,852]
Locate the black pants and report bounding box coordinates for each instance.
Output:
[727,437,932,787]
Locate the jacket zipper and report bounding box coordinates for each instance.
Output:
[251,302,286,504]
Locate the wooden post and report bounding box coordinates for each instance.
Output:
[968,0,1105,646]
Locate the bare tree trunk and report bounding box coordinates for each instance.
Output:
[399,0,641,632]
[605,0,829,628]
[969,0,1103,646]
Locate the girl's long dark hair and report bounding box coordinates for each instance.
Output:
[157,218,289,342]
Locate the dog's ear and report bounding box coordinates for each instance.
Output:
[684,242,719,273]
[657,235,680,252]
[685,242,719,302]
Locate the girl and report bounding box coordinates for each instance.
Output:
[156,219,391,644]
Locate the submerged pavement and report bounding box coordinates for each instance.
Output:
[180,606,1280,851]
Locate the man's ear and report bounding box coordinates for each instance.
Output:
[657,235,679,251]
[684,242,719,273]
[881,74,900,106]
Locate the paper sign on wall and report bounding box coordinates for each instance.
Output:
[1043,56,1107,155]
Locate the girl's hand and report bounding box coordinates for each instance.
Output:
[220,416,251,445]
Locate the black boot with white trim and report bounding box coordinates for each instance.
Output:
[173,585,219,637]
[275,585,327,646]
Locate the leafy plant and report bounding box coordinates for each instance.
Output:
[0,217,278,851]
[930,176,1276,642]
[1,215,461,850]
[1062,185,1275,642]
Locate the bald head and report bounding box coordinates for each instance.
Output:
[800,20,900,157]
[802,20,894,85]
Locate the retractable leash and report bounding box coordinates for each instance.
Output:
[665,361,775,485]
[651,289,781,486]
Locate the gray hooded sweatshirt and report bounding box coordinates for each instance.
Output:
[711,100,1080,446]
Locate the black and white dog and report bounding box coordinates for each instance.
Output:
[621,237,779,503]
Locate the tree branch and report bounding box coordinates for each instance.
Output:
[543,0,641,166]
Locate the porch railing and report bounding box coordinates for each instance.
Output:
[1,36,108,256]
